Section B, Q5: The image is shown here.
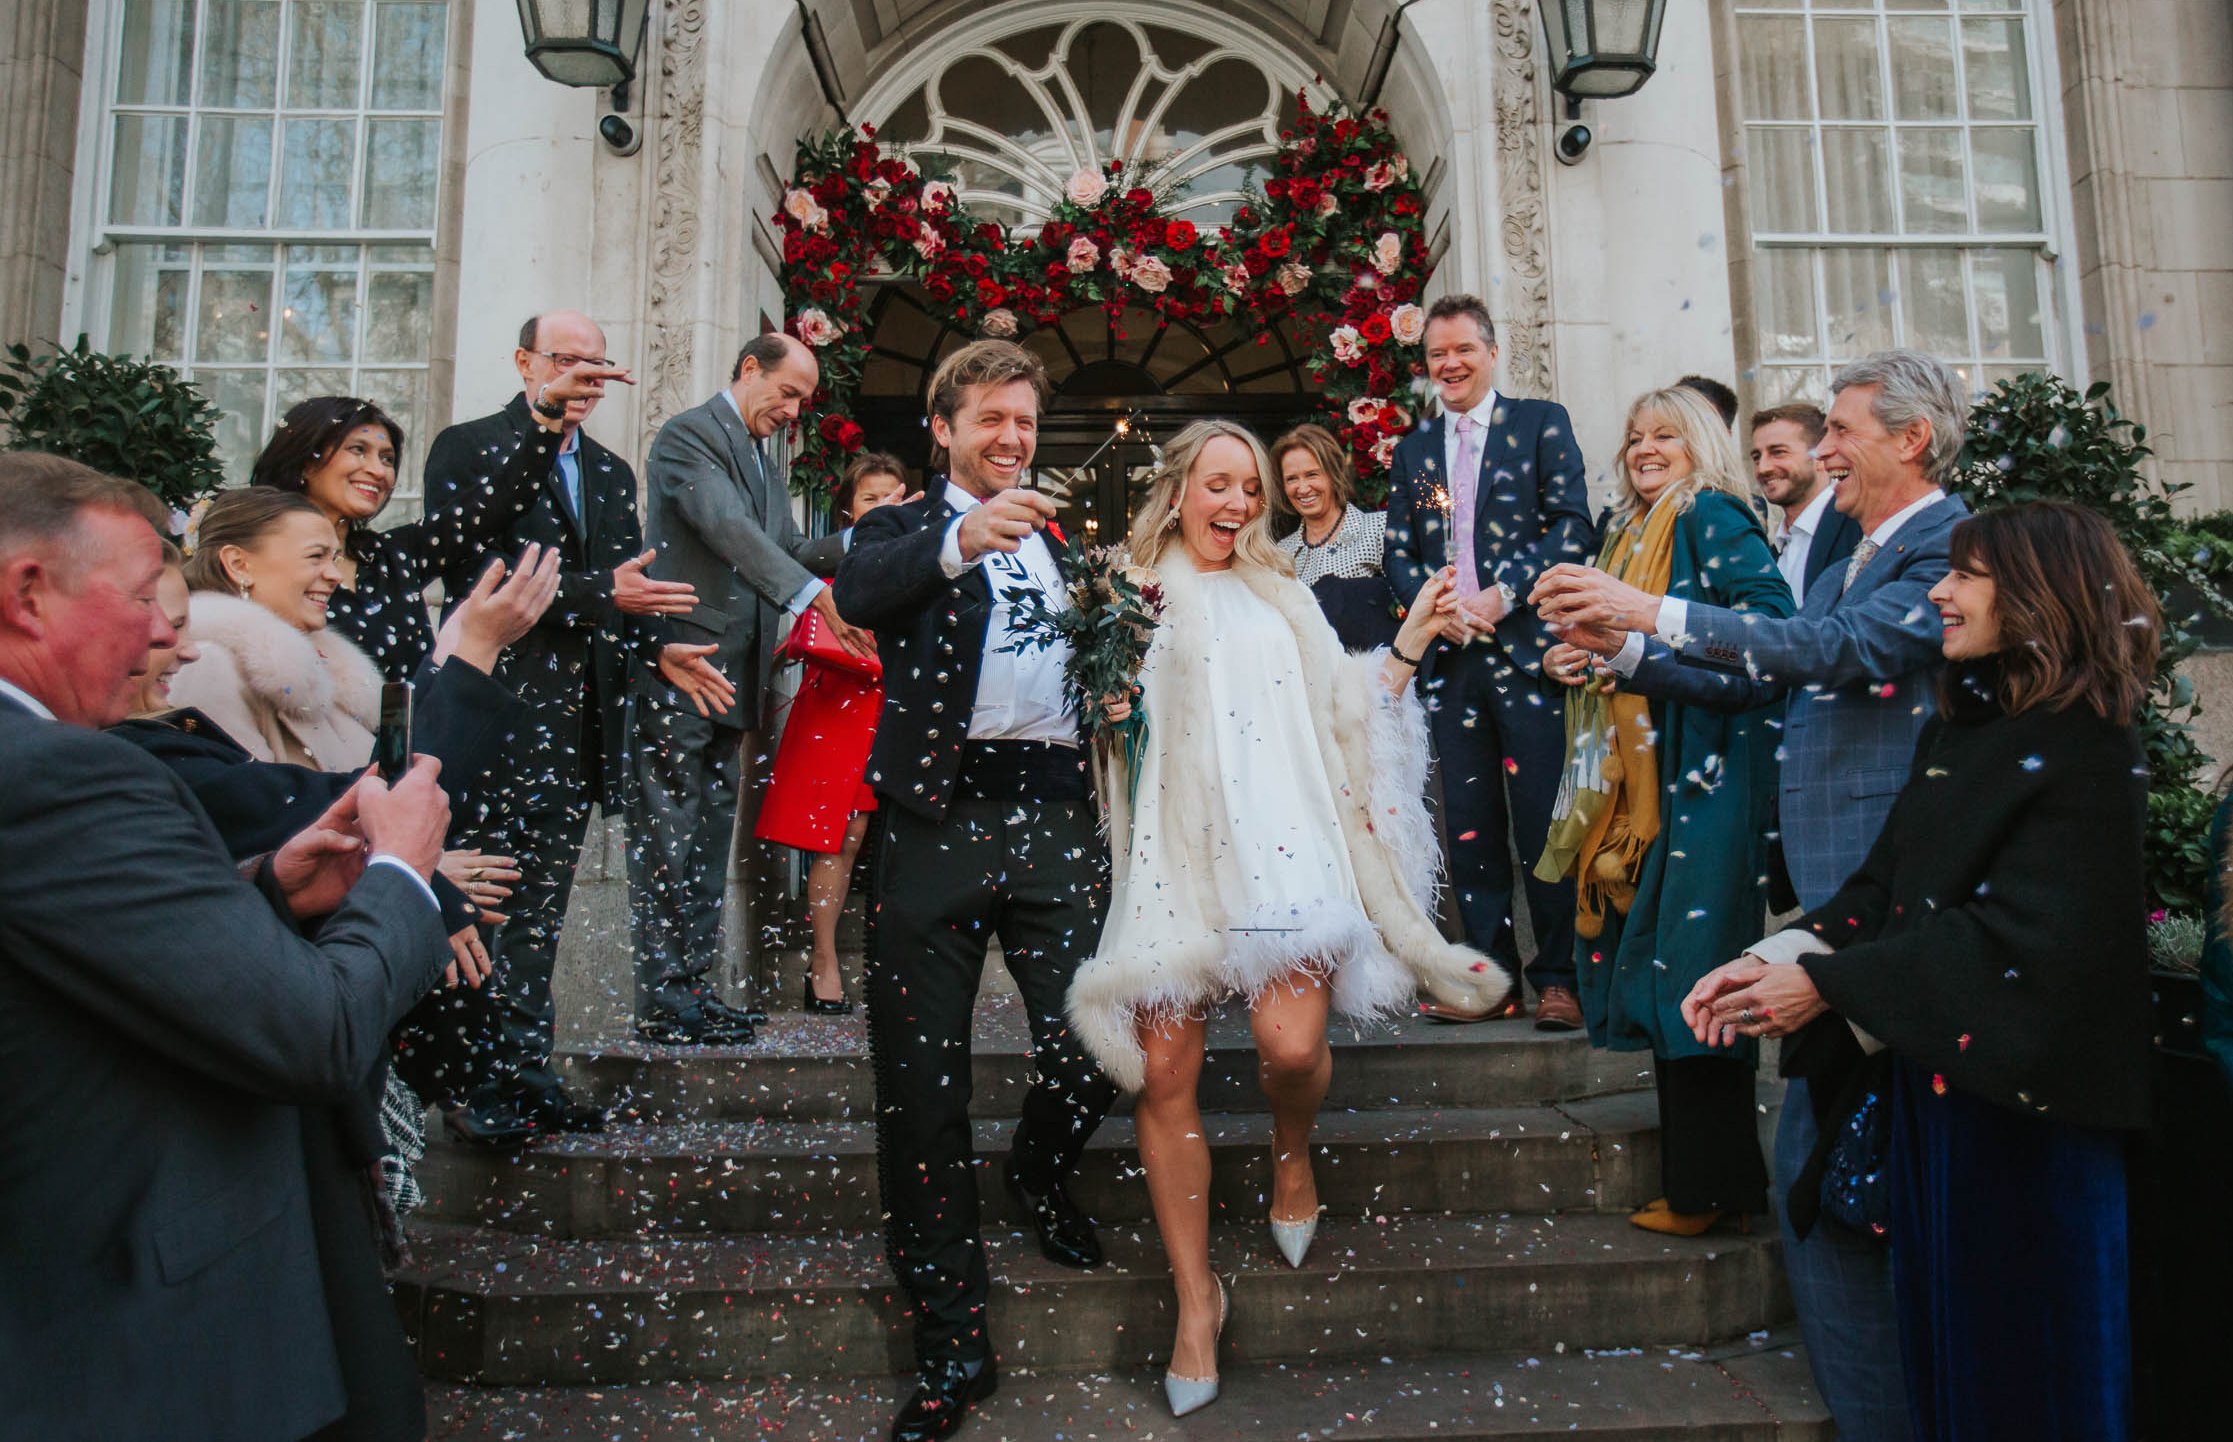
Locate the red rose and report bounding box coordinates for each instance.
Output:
[1288,178,1323,211]
[839,419,865,452]
[976,278,1007,307]
[924,271,957,301]
[1360,313,1392,345]
[1165,219,1197,250]
[818,413,849,445]
[962,253,988,278]
[1260,228,1292,259]
[1264,178,1286,200]
[1125,187,1155,209]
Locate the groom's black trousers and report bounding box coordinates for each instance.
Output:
[864,743,1117,1366]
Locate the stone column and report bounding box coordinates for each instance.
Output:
[0,0,87,352]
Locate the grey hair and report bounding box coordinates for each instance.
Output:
[1830,348,1969,484]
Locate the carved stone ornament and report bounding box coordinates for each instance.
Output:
[644,0,708,434]
[1491,0,1555,398]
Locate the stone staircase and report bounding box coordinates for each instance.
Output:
[405,991,1829,1439]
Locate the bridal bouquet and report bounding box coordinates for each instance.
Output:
[1001,541,1164,787]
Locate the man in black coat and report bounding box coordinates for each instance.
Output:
[0,454,453,1442]
[420,310,705,1142]
[833,340,1117,1442]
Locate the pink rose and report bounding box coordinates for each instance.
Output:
[1371,434,1399,468]
[979,308,1020,339]
[1110,246,1137,279]
[1389,303,1427,345]
[1276,261,1312,296]
[1066,168,1109,208]
[1316,191,1340,219]
[1372,231,1403,276]
[795,308,842,348]
[782,188,828,233]
[1131,254,1173,293]
[1066,235,1101,273]
[914,221,945,259]
[1347,396,1383,425]
[921,180,955,213]
[863,179,892,211]
[1222,261,1251,295]
[1329,325,1365,364]
[1363,161,1396,193]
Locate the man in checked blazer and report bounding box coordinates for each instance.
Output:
[1534,348,1972,1442]
[628,330,853,1045]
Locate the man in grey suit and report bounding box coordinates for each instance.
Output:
[1534,348,1971,1441]
[628,330,860,1044]
[0,454,454,1441]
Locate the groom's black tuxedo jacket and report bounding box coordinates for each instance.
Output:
[833,491,998,822]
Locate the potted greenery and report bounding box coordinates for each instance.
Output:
[0,336,226,517]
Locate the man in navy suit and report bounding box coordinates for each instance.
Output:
[1751,401,1862,608]
[1383,294,1596,1029]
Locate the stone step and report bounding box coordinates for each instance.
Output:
[417,1092,1690,1238]
[427,1340,1831,1439]
[559,998,1657,1123]
[399,1212,1789,1385]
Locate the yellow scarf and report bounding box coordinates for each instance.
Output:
[1533,496,1680,939]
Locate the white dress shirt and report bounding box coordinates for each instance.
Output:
[1608,486,1945,676]
[1774,484,1839,606]
[935,481,1079,745]
[0,674,437,908]
[717,388,823,618]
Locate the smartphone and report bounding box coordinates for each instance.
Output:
[371,681,413,778]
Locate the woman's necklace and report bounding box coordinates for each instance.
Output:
[1300,509,1343,549]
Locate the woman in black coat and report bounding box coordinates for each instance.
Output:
[1683,501,2159,1442]
[247,363,619,681]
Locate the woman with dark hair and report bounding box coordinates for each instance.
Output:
[1269,423,1398,650]
[250,363,618,679]
[1685,500,2160,1441]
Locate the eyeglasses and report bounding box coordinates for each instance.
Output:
[529,350,613,369]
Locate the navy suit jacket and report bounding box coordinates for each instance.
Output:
[1801,502,1865,599]
[1383,396,1597,677]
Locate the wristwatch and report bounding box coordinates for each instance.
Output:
[1494,581,1518,612]
[532,385,567,420]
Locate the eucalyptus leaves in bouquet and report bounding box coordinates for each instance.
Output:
[1001,541,1166,798]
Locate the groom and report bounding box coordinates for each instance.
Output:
[832,338,1117,1442]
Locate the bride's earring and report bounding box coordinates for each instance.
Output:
[1164,506,1179,530]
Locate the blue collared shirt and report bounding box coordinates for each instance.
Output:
[553,428,582,522]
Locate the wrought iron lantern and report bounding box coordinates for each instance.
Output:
[515,0,652,92]
[1538,0,1669,100]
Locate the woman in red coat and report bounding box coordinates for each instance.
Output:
[759,452,909,1012]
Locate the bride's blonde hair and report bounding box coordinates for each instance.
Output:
[1125,419,1293,576]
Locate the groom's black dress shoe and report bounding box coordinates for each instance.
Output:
[890,1357,997,1442]
[1004,1157,1103,1268]
[442,1098,537,1150]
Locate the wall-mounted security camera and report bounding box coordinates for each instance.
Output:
[1555,122,1593,166]
[598,111,641,156]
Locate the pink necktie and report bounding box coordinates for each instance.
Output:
[1452,413,1483,599]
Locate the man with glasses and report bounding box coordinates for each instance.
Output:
[422,310,701,1146]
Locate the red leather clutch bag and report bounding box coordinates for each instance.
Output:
[779,606,882,680]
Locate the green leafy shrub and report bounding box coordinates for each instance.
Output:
[1953,373,2226,911]
[0,336,226,513]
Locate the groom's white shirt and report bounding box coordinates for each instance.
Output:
[936,480,1078,745]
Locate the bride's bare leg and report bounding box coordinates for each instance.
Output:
[1135,1011,1220,1378]
[1250,969,1332,1224]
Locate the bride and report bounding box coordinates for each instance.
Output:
[1066,419,1505,1416]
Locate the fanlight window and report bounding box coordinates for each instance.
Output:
[871,16,1310,230]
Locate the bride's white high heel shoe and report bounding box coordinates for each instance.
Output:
[1269,1210,1319,1269]
[1163,1276,1227,1417]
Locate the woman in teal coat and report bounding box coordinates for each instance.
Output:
[1539,385,1794,1236]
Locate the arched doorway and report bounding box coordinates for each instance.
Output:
[850,7,1341,527]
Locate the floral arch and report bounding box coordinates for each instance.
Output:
[776,93,1434,502]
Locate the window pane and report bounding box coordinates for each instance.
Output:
[1962,19,2031,121]
[110,244,191,360]
[1812,18,1885,121]
[357,368,430,474]
[365,267,434,362]
[1753,248,1820,359]
[278,257,358,363]
[1822,128,1894,233]
[1899,247,1970,355]
[1971,128,2041,231]
[288,1,366,109]
[1747,127,1820,232]
[1897,127,1967,233]
[1973,247,2046,359]
[200,1,282,109]
[197,265,276,364]
[1822,248,1896,356]
[272,366,353,420]
[1755,366,1823,409]
[196,368,270,483]
[361,118,439,228]
[1887,17,1959,120]
[1885,0,1951,9]
[370,2,449,111]
[1738,15,1811,121]
[116,0,196,106]
[190,115,274,227]
[276,117,358,228]
[111,114,189,226]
